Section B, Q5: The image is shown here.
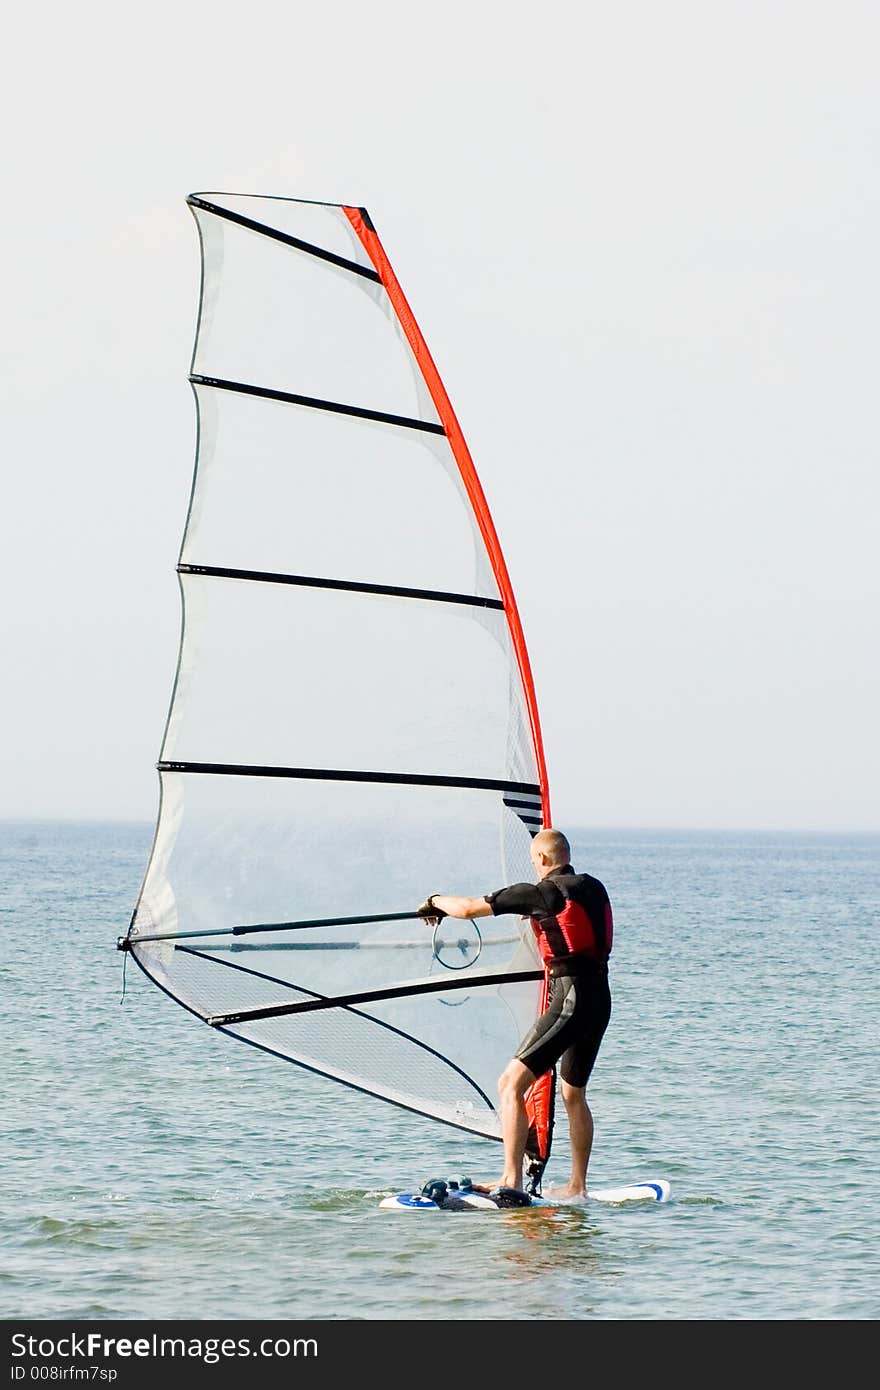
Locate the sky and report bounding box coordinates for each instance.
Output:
[1,0,877,831]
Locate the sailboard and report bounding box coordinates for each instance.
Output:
[380,1179,671,1211]
[121,191,558,1183]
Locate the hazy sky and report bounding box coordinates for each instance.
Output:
[2,1,877,830]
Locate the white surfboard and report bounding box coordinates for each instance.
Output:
[380,1179,670,1210]
[588,1180,671,1204]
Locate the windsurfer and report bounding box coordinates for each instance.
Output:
[417,828,612,1199]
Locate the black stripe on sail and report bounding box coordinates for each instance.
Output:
[177,564,504,611]
[190,375,445,435]
[204,968,544,1026]
[503,793,544,835]
[177,946,497,1111]
[157,762,542,796]
[187,196,382,282]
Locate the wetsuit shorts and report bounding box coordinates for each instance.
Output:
[515,963,611,1087]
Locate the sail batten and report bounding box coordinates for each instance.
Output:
[128,191,554,1160]
[177,563,504,610]
[156,762,542,795]
[190,373,446,434]
[203,971,545,1027]
[187,195,382,281]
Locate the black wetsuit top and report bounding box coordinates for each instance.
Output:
[485,865,613,972]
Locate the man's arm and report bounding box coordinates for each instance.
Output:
[433,895,494,917]
[417,882,541,925]
[427,894,494,921]
[416,894,494,924]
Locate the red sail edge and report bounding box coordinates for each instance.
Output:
[343,205,555,1190]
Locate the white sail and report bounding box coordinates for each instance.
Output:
[125,193,551,1142]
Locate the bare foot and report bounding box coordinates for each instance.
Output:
[545,1183,587,1200]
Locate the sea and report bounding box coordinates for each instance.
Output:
[1,819,877,1325]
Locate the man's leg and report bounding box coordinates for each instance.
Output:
[496,1057,537,1190]
[559,1080,593,1197]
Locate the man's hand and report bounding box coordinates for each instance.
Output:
[416,895,446,924]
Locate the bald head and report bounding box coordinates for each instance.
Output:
[530,828,572,878]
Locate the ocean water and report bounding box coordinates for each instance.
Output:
[1,819,877,1322]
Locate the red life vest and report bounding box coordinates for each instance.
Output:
[529,875,613,966]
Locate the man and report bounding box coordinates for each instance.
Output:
[418,828,612,1199]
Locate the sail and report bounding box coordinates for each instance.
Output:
[124,192,553,1159]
